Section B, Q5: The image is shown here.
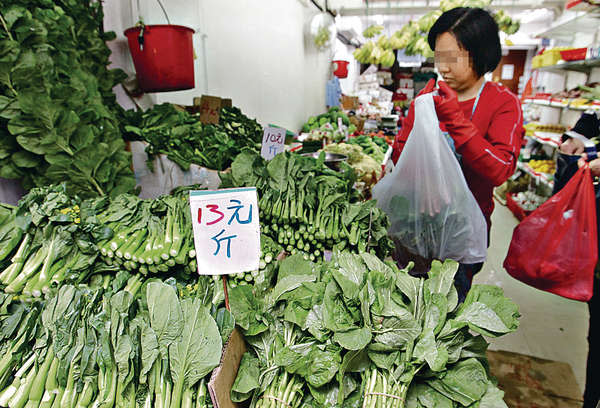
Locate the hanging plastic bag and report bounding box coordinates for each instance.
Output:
[372,93,487,264]
[503,165,597,302]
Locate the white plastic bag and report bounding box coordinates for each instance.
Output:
[372,93,487,263]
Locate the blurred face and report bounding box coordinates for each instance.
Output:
[434,32,480,93]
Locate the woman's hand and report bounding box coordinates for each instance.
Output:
[560,137,585,155]
[432,80,463,123]
[578,153,600,177]
[417,78,436,98]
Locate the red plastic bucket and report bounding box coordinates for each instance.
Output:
[333,60,349,78]
[124,24,195,92]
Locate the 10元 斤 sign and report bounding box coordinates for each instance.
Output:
[260,127,286,160]
[189,188,260,275]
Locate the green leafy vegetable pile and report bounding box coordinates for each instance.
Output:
[348,136,386,164]
[0,275,228,408]
[0,0,136,198]
[301,107,356,137]
[123,103,263,171]
[230,253,520,408]
[220,150,394,259]
[322,143,381,187]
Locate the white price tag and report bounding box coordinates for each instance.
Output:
[261,127,286,160]
[189,188,260,275]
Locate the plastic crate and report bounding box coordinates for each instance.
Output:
[560,48,587,61]
[541,49,564,66]
[506,193,533,221]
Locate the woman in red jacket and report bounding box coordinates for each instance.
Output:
[392,7,524,299]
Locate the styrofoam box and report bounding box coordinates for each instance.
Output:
[399,79,414,88]
[359,74,377,83]
[397,88,414,99]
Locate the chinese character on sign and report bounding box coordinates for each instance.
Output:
[189,188,260,275]
[261,127,286,160]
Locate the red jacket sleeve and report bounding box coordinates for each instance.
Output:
[392,101,415,164]
[453,97,524,187]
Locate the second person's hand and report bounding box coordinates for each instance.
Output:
[578,153,600,177]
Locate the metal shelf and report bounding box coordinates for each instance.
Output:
[535,59,600,73]
[526,133,561,149]
[535,9,600,40]
[524,100,600,111]
[517,162,555,189]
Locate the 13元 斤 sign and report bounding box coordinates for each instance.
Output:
[189,188,260,275]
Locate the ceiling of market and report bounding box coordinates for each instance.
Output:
[321,0,567,14]
[305,0,564,46]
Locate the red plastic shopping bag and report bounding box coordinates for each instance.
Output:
[503,165,597,301]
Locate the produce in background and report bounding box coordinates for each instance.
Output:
[513,191,546,211]
[348,135,387,163]
[353,0,519,60]
[0,276,229,408]
[527,159,556,174]
[323,143,382,187]
[363,24,384,39]
[301,107,356,138]
[0,0,136,198]
[219,151,394,258]
[123,103,263,171]
[230,253,519,407]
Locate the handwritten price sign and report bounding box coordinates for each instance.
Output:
[260,127,286,160]
[189,188,260,275]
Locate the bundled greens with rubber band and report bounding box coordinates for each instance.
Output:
[230,252,519,407]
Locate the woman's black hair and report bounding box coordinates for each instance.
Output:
[427,7,501,77]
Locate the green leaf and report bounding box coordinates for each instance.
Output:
[271,274,316,303]
[413,328,448,372]
[215,308,235,346]
[229,285,268,336]
[406,383,454,408]
[478,382,508,408]
[147,282,183,357]
[323,281,357,332]
[427,259,458,297]
[373,317,421,348]
[427,358,489,406]
[140,326,159,384]
[231,353,260,402]
[169,299,222,390]
[332,251,366,300]
[455,285,520,337]
[333,327,372,351]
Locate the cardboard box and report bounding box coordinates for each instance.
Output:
[208,328,247,408]
[487,349,583,408]
[184,95,233,124]
[341,95,359,110]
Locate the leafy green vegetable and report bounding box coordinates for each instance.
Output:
[0,0,136,198]
[123,103,263,171]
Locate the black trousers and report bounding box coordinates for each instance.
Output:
[584,276,600,408]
